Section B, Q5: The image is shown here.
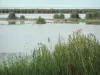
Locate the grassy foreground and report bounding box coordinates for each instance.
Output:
[0,30,100,75]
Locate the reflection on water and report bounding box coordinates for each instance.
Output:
[20,21,25,24]
[8,20,16,25]
[0,20,33,25]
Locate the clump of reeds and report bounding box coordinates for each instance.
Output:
[0,30,100,75]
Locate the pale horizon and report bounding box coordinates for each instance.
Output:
[0,0,100,9]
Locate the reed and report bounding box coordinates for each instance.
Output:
[0,30,100,75]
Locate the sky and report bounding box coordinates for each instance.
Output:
[0,0,100,9]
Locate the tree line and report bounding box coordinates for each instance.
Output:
[8,12,25,19]
[53,13,65,19]
[0,9,100,14]
[8,12,46,24]
[86,12,100,19]
[8,11,100,24]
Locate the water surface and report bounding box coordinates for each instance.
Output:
[0,23,100,53]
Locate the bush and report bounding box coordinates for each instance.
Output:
[53,14,59,19]
[59,13,65,19]
[70,12,80,19]
[86,12,100,19]
[53,13,65,19]
[20,15,25,19]
[36,16,46,24]
[8,12,17,19]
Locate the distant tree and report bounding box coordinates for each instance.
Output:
[53,13,65,19]
[20,15,25,19]
[86,13,90,19]
[86,12,100,19]
[53,14,59,19]
[36,16,46,24]
[8,12,17,19]
[59,13,65,19]
[70,12,80,19]
[20,15,25,24]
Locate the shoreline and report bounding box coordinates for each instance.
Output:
[0,18,100,25]
[0,18,55,21]
[0,13,86,14]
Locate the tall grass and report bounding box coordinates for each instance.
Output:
[0,30,100,75]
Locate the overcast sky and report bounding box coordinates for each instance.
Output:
[0,0,100,8]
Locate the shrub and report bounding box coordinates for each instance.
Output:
[20,15,25,19]
[53,13,65,19]
[53,14,59,19]
[36,16,46,24]
[70,12,80,19]
[86,12,100,19]
[59,13,65,19]
[8,12,17,19]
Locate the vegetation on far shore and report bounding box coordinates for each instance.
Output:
[20,15,25,20]
[36,16,46,24]
[66,12,81,24]
[0,31,100,75]
[1,11,100,24]
[0,9,100,14]
[84,12,100,24]
[86,12,100,19]
[8,12,17,19]
[53,13,65,19]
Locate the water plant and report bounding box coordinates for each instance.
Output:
[0,30,100,75]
